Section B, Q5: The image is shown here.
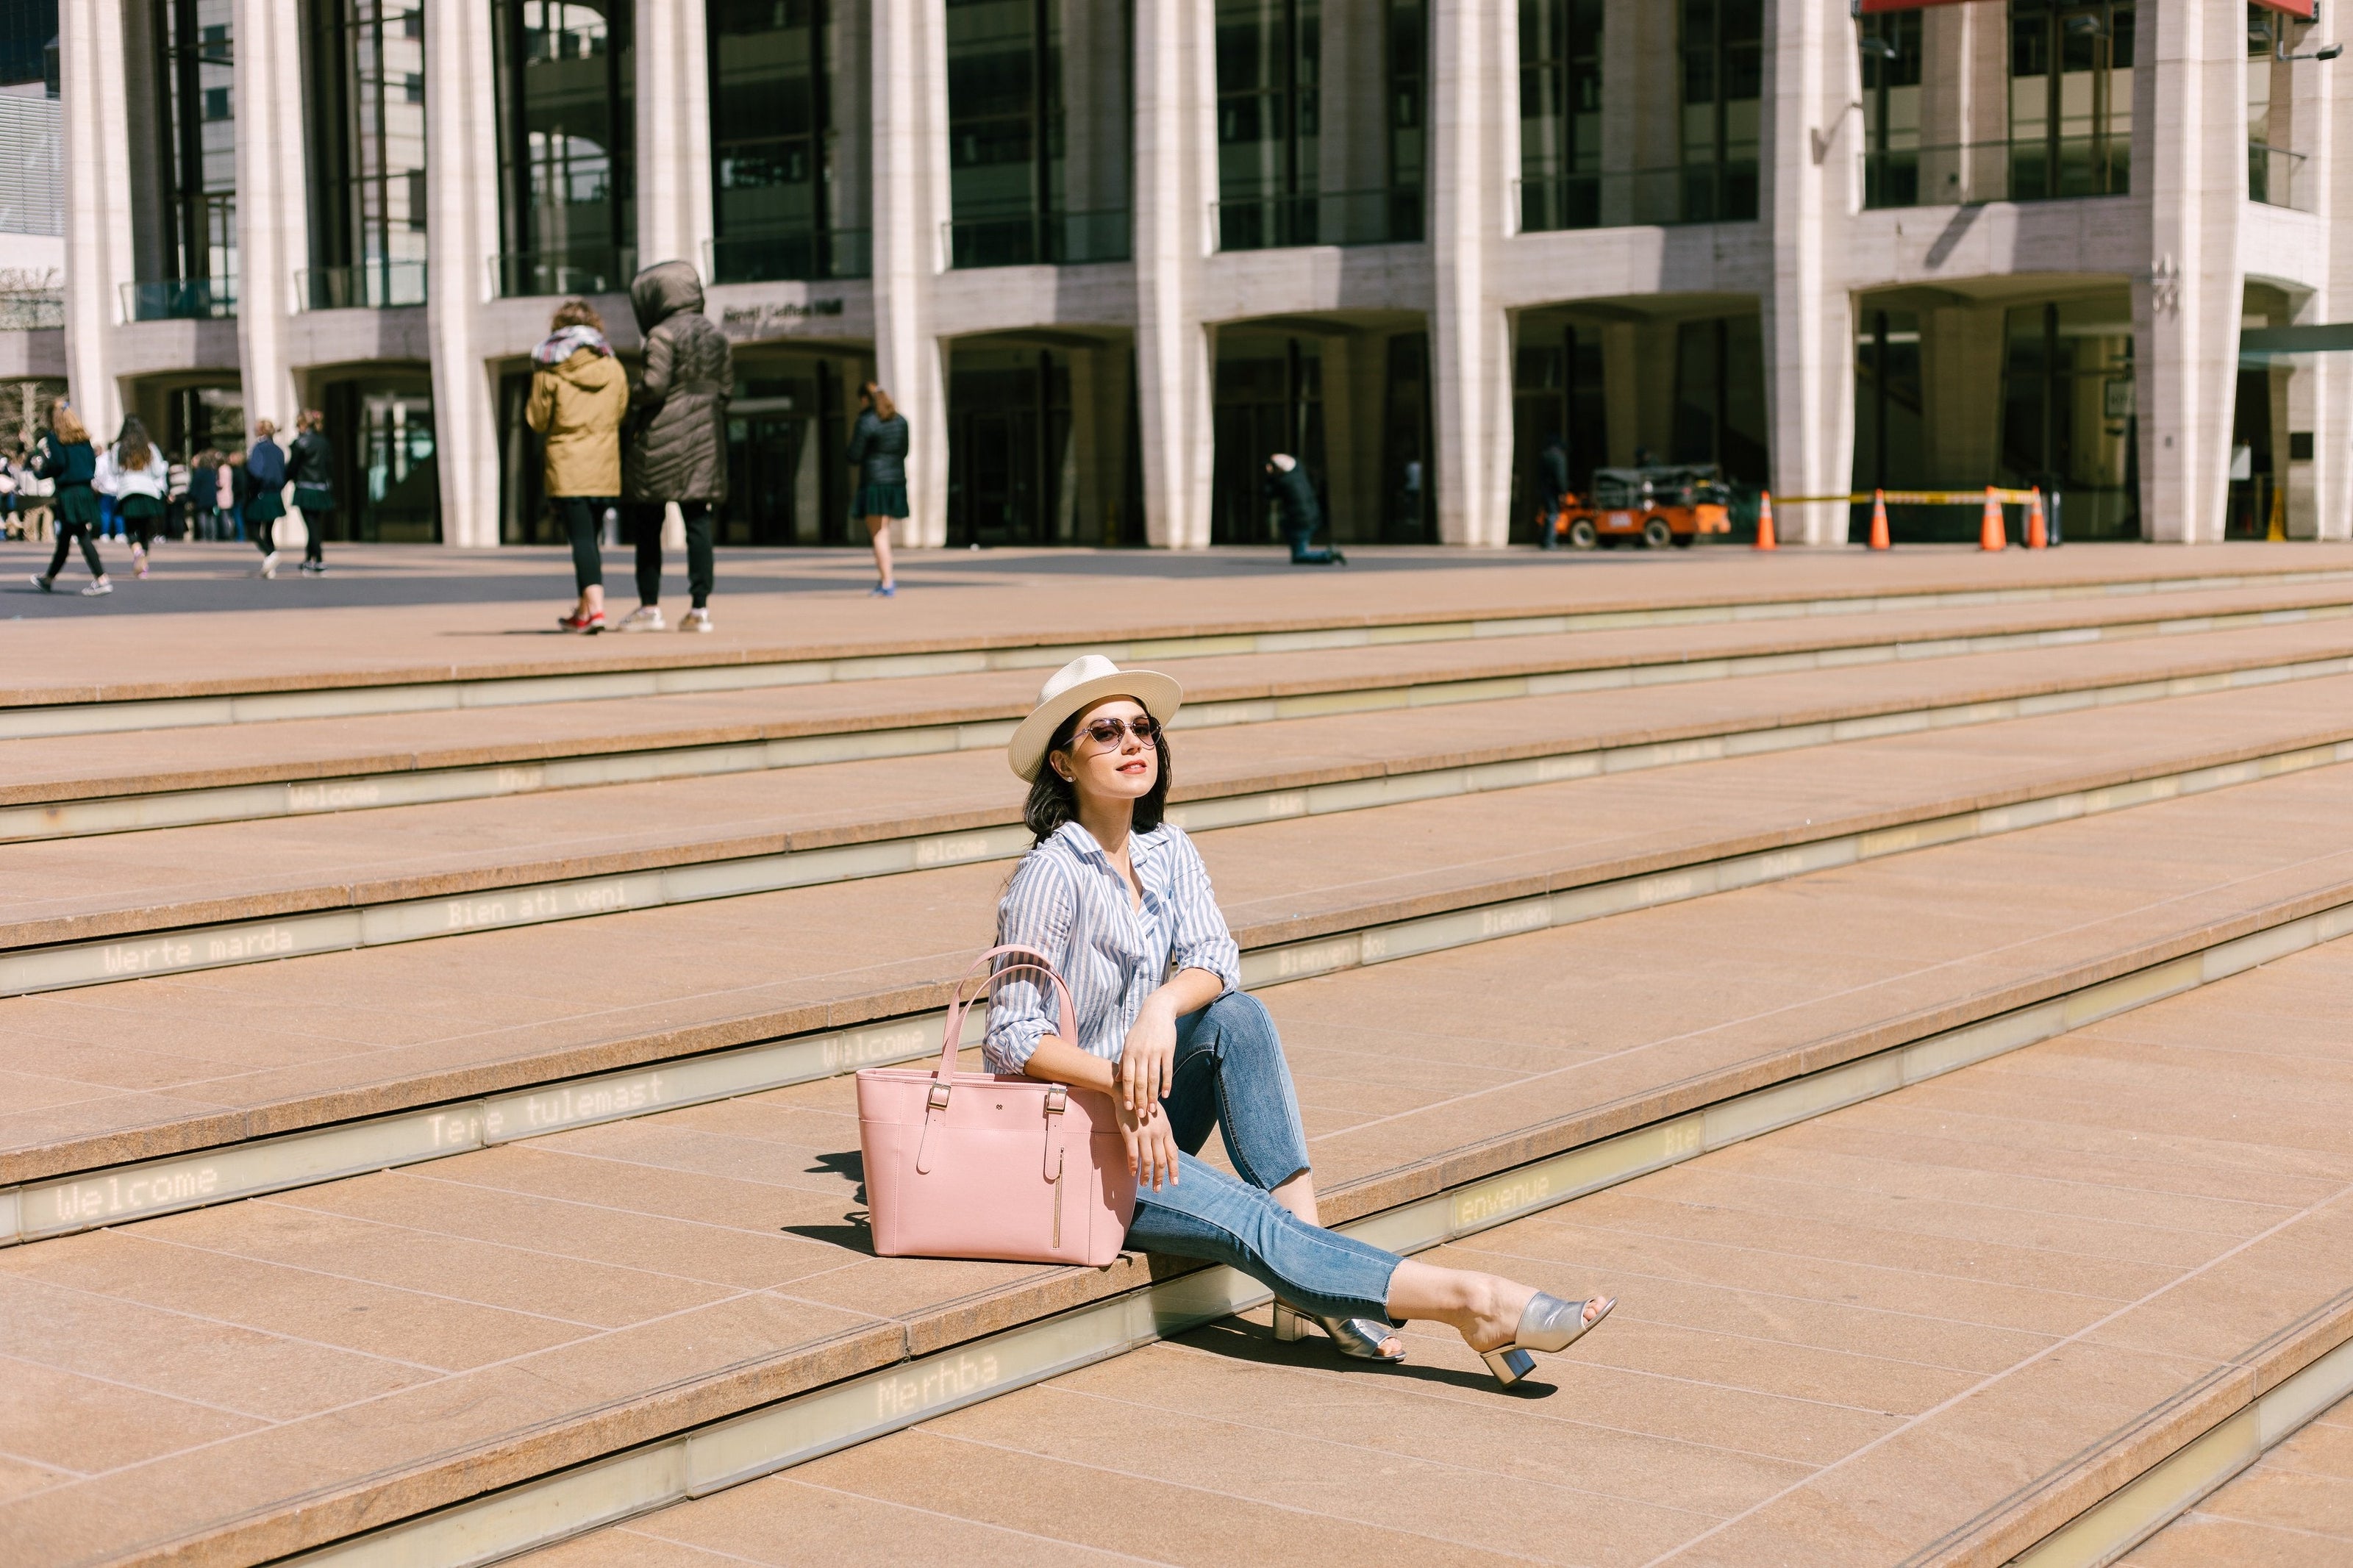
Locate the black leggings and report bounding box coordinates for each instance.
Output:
[46,519,104,581]
[560,497,613,591]
[251,517,276,557]
[629,501,713,609]
[122,499,163,551]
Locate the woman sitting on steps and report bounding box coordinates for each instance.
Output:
[985,654,1614,1384]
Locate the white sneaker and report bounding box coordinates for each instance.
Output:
[679,607,713,633]
[617,605,666,633]
[258,551,278,579]
[80,579,112,596]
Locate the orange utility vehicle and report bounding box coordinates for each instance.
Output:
[1547,464,1735,549]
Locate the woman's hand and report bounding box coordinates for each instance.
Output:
[1118,1097,1181,1192]
[1117,995,1178,1117]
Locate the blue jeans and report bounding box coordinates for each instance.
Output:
[1284,522,1340,565]
[1124,990,1401,1323]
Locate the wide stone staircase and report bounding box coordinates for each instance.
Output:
[7,548,2353,1567]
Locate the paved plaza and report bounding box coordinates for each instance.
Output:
[4,542,2353,1567]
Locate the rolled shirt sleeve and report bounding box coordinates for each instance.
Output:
[1161,827,1241,996]
[984,853,1075,1075]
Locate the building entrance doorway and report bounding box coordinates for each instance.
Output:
[721,357,853,545]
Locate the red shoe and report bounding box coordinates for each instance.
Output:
[557,609,605,634]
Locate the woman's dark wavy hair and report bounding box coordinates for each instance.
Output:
[1024,704,1172,844]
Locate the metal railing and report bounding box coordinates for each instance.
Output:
[1515,163,1758,231]
[2249,142,2308,211]
[122,279,237,321]
[942,209,1129,269]
[298,259,427,310]
[1211,187,1422,251]
[707,229,873,284]
[0,292,62,329]
[1861,135,2130,210]
[493,246,637,299]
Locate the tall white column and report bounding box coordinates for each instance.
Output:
[1760,0,1857,545]
[638,0,714,278]
[232,0,308,440]
[871,0,948,547]
[2136,0,2244,543]
[58,0,135,437]
[1428,0,1510,545]
[425,0,505,547]
[1132,0,1214,548]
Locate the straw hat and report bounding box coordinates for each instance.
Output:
[1007,654,1184,781]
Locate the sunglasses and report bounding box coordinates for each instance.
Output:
[1071,715,1162,748]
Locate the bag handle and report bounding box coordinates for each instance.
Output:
[936,943,1077,1083]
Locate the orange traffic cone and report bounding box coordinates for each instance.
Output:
[1978,487,2007,551]
[2026,488,2047,549]
[1754,491,1777,551]
[1868,490,1890,551]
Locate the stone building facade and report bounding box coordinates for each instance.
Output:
[35,0,2353,547]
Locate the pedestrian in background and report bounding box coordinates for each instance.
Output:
[17,442,51,541]
[1263,454,1345,566]
[1535,434,1570,550]
[0,445,18,538]
[526,297,628,633]
[846,382,907,597]
[243,419,287,577]
[216,451,243,540]
[96,415,168,578]
[618,261,730,633]
[28,401,109,596]
[288,409,335,575]
[165,448,190,540]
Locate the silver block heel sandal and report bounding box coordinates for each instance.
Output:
[1273,1302,1406,1363]
[1481,1292,1615,1386]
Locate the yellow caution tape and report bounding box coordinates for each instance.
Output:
[1771,490,2040,506]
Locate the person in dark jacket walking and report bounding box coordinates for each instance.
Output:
[1263,454,1345,565]
[846,382,908,596]
[29,401,110,595]
[243,420,288,578]
[618,261,732,633]
[1536,434,1571,549]
[287,410,335,575]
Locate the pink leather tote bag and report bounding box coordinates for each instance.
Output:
[857,945,1137,1266]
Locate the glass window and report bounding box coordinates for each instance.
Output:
[304,2,428,308]
[1859,12,1922,208]
[491,0,634,296]
[945,0,1129,268]
[1517,0,1601,231]
[1215,0,1319,248]
[151,0,237,311]
[2007,1,2132,200]
[709,0,867,282]
[1678,0,1760,222]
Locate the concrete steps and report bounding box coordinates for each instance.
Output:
[9,551,2345,731]
[2118,1388,2353,1565]
[10,605,2353,848]
[5,634,2352,969]
[6,573,2349,751]
[7,803,2352,1567]
[6,681,2352,1234]
[9,551,2353,1566]
[501,931,2353,1568]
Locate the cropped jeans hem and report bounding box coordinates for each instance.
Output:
[1121,990,1402,1324]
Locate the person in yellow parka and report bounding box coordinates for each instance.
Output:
[526,297,629,633]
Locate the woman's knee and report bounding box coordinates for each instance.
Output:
[1202,989,1280,1054]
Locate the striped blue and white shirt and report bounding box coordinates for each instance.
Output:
[983,820,1242,1075]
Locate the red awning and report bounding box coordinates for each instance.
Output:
[2252,0,2315,18]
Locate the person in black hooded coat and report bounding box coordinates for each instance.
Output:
[618,260,732,632]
